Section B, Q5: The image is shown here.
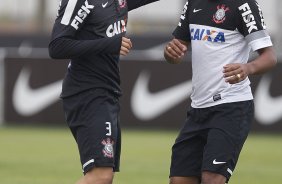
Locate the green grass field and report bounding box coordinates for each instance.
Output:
[0,126,282,184]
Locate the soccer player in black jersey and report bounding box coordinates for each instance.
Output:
[49,0,159,184]
[164,0,277,184]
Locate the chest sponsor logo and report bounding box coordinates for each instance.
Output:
[106,18,127,37]
[71,0,94,30]
[190,28,225,43]
[212,4,229,24]
[238,3,258,33]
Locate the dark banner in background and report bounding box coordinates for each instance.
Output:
[3,57,282,132]
[4,58,67,124]
[1,34,282,132]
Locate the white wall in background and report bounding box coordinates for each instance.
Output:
[256,0,279,35]
[0,0,37,19]
[0,0,280,35]
[45,0,183,23]
[46,0,59,21]
[128,0,183,23]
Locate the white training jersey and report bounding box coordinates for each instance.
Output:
[173,0,273,108]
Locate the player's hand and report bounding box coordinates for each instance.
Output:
[120,37,132,56]
[164,39,187,64]
[223,63,250,84]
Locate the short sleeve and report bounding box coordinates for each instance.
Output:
[237,0,272,51]
[172,1,191,42]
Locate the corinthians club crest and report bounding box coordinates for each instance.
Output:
[102,138,114,158]
[213,4,230,24]
[118,0,127,8]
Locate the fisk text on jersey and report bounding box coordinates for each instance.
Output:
[238,3,258,33]
[71,0,94,30]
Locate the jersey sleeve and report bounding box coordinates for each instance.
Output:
[236,0,272,51]
[127,0,159,11]
[172,1,191,42]
[49,0,122,59]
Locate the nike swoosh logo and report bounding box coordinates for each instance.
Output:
[193,8,202,13]
[213,159,226,165]
[13,67,62,116]
[102,2,108,8]
[254,75,282,125]
[131,70,192,121]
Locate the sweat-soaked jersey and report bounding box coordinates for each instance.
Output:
[49,0,158,98]
[173,0,273,108]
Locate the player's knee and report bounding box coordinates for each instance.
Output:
[201,171,226,184]
[84,174,113,184]
[84,168,114,184]
[170,176,200,184]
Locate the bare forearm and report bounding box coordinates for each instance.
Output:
[246,47,277,75]
[223,46,277,84]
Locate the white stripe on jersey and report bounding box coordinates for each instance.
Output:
[248,36,272,51]
[61,0,78,25]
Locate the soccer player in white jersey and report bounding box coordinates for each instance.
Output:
[163,0,277,183]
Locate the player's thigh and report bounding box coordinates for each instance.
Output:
[202,100,254,182]
[63,88,121,173]
[170,109,208,178]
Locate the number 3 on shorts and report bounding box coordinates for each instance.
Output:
[105,122,112,136]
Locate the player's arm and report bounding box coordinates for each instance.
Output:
[246,47,277,75]
[127,0,159,11]
[223,47,277,84]
[120,37,133,56]
[164,0,190,64]
[49,36,123,59]
[223,0,277,84]
[49,0,127,59]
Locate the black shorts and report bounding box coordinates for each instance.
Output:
[62,88,121,174]
[170,100,254,182]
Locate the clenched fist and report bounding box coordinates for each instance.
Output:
[120,37,133,56]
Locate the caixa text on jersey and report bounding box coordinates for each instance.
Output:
[106,19,127,37]
[190,28,225,43]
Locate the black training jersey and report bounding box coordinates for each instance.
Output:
[173,0,272,108]
[49,0,159,98]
